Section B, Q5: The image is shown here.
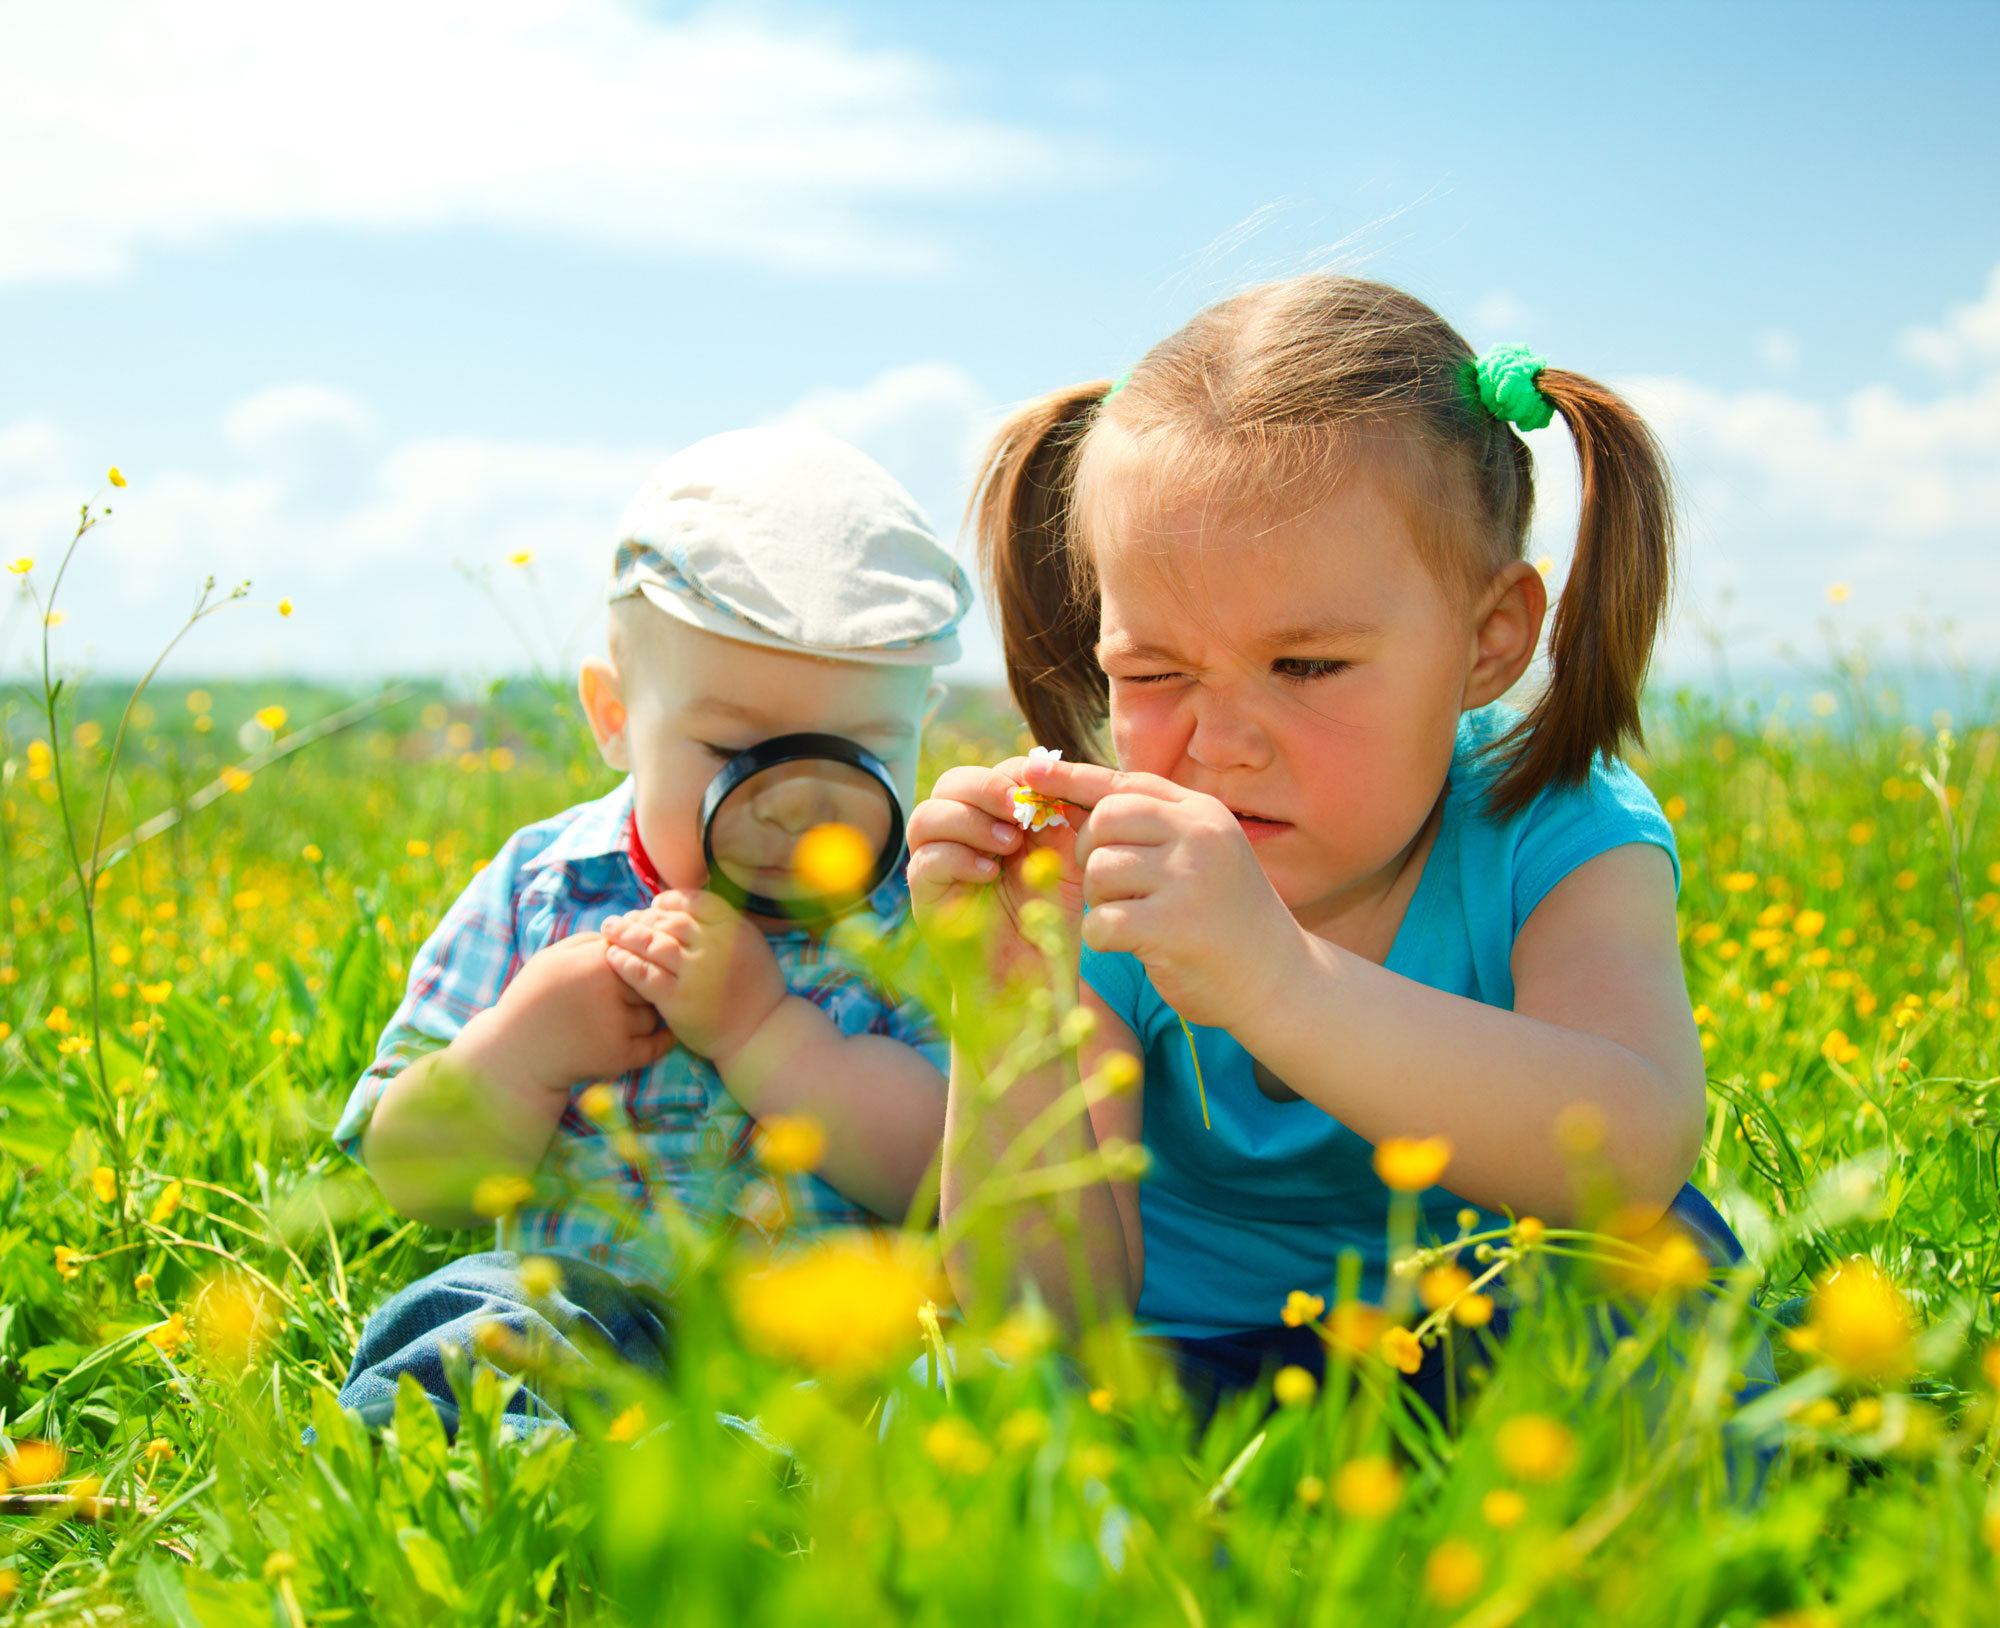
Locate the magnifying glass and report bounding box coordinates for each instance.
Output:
[698,732,906,922]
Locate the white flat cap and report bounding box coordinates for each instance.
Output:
[609,426,970,666]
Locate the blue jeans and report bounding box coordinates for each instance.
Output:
[334,1250,672,1440]
[1159,1183,1779,1423]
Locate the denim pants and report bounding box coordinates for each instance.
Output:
[335,1250,672,1440]
[1159,1182,1779,1422]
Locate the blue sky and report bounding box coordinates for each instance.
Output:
[3,0,1997,696]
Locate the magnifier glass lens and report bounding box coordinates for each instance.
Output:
[708,760,897,907]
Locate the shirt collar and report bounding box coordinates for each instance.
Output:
[518,779,640,875]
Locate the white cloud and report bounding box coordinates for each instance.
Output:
[1754,328,1799,373]
[1901,263,2000,374]
[1489,266,2000,681]
[0,0,1071,288]
[0,361,1007,682]
[1467,290,1534,343]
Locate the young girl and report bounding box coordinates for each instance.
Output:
[907,273,1761,1406]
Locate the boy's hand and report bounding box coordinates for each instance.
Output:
[457,931,676,1098]
[907,757,1083,982]
[602,891,788,1067]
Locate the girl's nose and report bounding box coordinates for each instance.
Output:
[1184,693,1272,774]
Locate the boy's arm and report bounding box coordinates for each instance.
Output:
[363,933,675,1227]
[711,997,944,1219]
[602,892,943,1218]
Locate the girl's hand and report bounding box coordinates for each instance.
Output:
[1020,755,1311,1028]
[907,758,1082,979]
[601,891,788,1067]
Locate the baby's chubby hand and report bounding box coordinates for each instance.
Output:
[459,931,676,1098]
[602,890,788,1067]
[1017,754,1310,1029]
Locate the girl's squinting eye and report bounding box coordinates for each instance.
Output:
[1272,657,1350,682]
[699,741,739,762]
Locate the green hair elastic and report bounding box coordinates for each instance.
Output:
[1473,344,1555,432]
[1101,370,1132,405]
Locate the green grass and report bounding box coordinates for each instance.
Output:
[1,666,1997,1627]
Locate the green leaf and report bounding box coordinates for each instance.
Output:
[397,1525,464,1607]
[20,1340,83,1379]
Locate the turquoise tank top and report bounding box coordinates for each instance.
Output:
[1078,705,1680,1337]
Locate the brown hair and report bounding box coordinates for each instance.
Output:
[969,273,1674,817]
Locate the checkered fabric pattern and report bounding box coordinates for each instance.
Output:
[332,780,944,1285]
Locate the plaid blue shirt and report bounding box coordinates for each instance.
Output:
[332,779,945,1285]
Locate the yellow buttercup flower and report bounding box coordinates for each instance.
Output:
[145,1313,188,1355]
[605,1403,646,1442]
[755,1113,828,1175]
[196,1278,275,1368]
[91,1166,118,1205]
[924,1417,993,1475]
[1372,1135,1451,1192]
[138,981,172,1004]
[6,1441,67,1486]
[508,549,534,567]
[107,466,127,488]
[254,705,287,733]
[1272,1365,1316,1406]
[471,1173,536,1219]
[1453,1292,1495,1327]
[792,822,875,897]
[1423,1538,1486,1605]
[1482,1487,1527,1529]
[1280,1289,1325,1328]
[6,557,31,574]
[1092,1051,1142,1095]
[1331,1455,1403,1518]
[148,1180,183,1226]
[277,598,294,617]
[731,1231,942,1375]
[1380,1325,1424,1374]
[54,1245,82,1280]
[1019,845,1064,892]
[1787,1258,1915,1380]
[517,1256,563,1299]
[1418,1263,1473,1310]
[1496,1413,1578,1481]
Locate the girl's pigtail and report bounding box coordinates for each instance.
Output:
[1488,369,1674,818]
[969,382,1114,763]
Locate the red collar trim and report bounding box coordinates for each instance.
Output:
[625,809,666,898]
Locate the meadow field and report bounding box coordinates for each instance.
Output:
[2,604,1999,1623]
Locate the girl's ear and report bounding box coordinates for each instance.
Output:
[579,658,631,771]
[1462,560,1548,711]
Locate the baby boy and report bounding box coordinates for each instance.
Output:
[328,426,969,1434]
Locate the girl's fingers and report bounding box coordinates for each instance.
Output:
[1023,755,1185,811]
[908,841,1002,890]
[1080,842,1158,903]
[1075,793,1178,859]
[1080,900,1140,956]
[907,796,1023,856]
[922,762,1036,825]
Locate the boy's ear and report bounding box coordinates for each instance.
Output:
[1462,560,1547,711]
[579,659,630,771]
